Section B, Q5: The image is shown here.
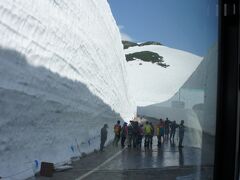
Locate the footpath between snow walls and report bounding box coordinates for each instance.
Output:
[0,0,135,179]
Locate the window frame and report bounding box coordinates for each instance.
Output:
[213,0,239,179]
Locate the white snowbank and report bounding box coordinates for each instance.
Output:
[126,45,202,106]
[0,0,135,179]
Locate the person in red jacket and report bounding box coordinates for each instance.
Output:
[113,120,121,147]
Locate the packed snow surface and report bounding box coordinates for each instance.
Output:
[125,45,202,106]
[0,0,135,179]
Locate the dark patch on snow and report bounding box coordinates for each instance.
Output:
[126,51,169,68]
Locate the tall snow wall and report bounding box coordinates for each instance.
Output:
[0,0,135,178]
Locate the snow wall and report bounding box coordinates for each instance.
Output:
[125,45,202,106]
[138,45,218,147]
[0,0,136,179]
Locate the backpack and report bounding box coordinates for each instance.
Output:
[121,126,128,136]
[114,125,121,135]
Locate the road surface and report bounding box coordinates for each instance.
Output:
[29,133,214,180]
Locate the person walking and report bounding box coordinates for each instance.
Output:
[144,121,152,148]
[149,122,155,148]
[121,122,128,148]
[170,120,177,141]
[100,124,108,151]
[178,120,185,148]
[127,121,134,148]
[137,124,144,148]
[132,121,139,148]
[156,123,160,148]
[165,118,170,140]
[157,119,165,148]
[113,120,121,147]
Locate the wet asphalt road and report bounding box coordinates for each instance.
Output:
[29,133,214,180]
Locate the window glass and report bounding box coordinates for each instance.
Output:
[0,0,219,179]
[109,0,219,179]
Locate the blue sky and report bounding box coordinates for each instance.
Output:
[108,0,218,56]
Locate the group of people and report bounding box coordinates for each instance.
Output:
[155,118,185,148]
[100,118,185,151]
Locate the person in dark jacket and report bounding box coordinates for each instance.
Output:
[127,121,134,148]
[121,122,128,148]
[132,121,139,148]
[165,118,170,140]
[170,120,177,141]
[178,120,185,148]
[137,124,144,148]
[100,124,108,151]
